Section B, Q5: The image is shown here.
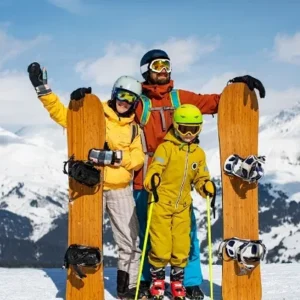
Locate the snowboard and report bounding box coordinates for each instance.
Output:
[218,83,261,300]
[65,94,105,300]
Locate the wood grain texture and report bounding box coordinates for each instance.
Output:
[66,94,105,300]
[218,83,262,300]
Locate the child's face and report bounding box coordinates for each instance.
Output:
[179,132,195,143]
[116,100,132,114]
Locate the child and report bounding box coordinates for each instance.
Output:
[27,62,145,299]
[143,104,215,299]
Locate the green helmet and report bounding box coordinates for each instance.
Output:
[173,104,203,140]
[173,104,203,124]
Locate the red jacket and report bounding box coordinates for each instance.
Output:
[133,79,220,190]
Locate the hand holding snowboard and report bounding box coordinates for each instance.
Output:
[228,75,266,98]
[70,87,92,101]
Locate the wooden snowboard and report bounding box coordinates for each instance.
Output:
[218,83,261,300]
[65,94,105,300]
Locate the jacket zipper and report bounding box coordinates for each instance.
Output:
[175,150,189,208]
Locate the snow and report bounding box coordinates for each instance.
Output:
[0,264,299,300]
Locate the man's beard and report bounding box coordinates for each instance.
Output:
[148,73,170,85]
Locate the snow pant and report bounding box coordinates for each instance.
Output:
[103,186,141,289]
[148,200,191,268]
[133,189,203,286]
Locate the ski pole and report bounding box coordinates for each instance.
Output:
[206,194,214,300]
[134,173,160,300]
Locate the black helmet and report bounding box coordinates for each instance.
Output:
[140,49,170,80]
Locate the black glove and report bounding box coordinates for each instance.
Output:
[228,75,266,98]
[70,87,92,101]
[27,62,52,96]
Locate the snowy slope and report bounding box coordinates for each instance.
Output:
[0,101,300,266]
[0,126,67,242]
[0,125,116,266]
[0,264,299,300]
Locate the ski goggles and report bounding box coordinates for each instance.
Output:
[149,59,172,73]
[115,89,139,104]
[174,123,203,137]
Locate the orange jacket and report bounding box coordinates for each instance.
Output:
[133,79,220,190]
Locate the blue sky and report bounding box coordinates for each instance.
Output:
[0,0,300,130]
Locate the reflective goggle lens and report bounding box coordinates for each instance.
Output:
[176,123,202,136]
[149,59,171,73]
[116,89,138,104]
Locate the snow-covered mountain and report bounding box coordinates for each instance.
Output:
[0,102,300,267]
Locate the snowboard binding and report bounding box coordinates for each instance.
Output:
[224,154,266,183]
[218,237,267,274]
[63,154,100,187]
[63,244,103,279]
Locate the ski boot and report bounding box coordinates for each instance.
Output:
[185,286,204,300]
[170,267,186,300]
[117,270,129,299]
[118,287,147,300]
[117,270,149,299]
[139,281,151,299]
[149,266,165,300]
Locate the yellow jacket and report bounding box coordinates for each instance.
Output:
[144,129,210,207]
[38,92,145,190]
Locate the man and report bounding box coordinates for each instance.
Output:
[132,49,265,300]
[71,49,265,299]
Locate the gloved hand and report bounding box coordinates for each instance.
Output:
[203,180,216,198]
[228,75,266,98]
[143,173,161,193]
[27,62,52,96]
[70,87,92,101]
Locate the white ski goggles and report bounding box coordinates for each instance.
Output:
[149,59,172,73]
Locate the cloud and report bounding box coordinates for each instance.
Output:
[48,0,86,14]
[177,72,300,116]
[0,29,50,68]
[0,70,68,126]
[198,72,237,94]
[75,36,221,87]
[75,42,145,87]
[260,87,300,115]
[153,36,220,73]
[272,32,300,65]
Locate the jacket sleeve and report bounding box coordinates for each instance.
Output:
[145,142,169,178]
[121,128,145,171]
[193,149,211,198]
[38,92,68,128]
[179,89,220,115]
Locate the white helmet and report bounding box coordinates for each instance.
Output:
[111,75,142,100]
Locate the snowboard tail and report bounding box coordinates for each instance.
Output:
[65,94,105,300]
[218,83,263,300]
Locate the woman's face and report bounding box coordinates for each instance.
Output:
[115,100,132,114]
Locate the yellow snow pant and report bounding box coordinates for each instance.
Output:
[148,199,192,268]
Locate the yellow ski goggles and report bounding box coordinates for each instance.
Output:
[174,123,203,137]
[149,59,172,73]
[115,89,139,104]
